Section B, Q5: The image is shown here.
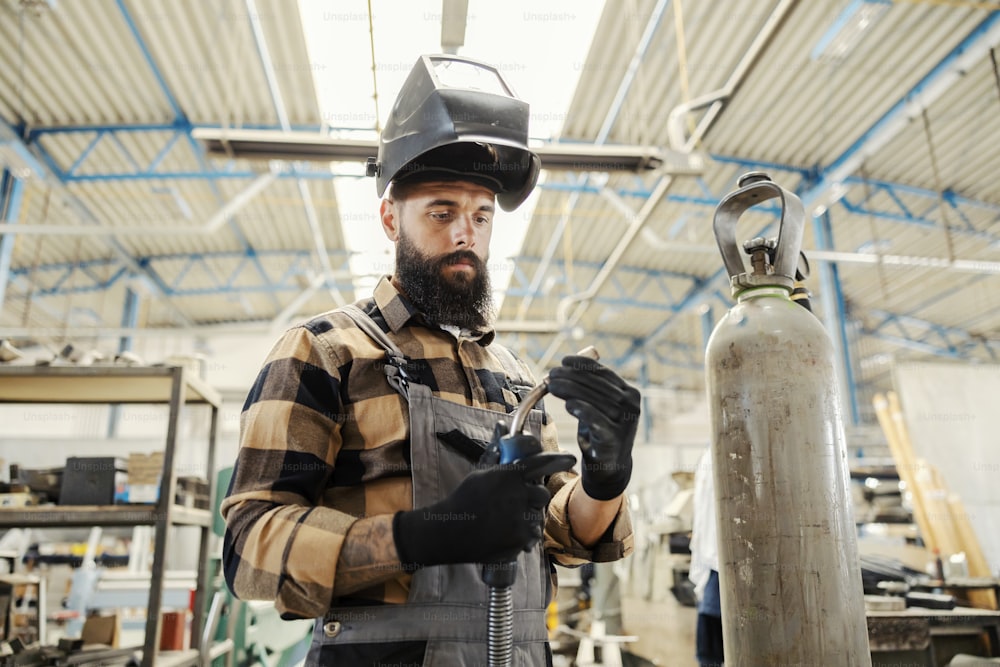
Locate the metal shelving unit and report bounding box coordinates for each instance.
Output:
[0,365,221,667]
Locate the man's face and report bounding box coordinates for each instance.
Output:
[381,180,496,330]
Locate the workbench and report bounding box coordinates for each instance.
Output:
[867,607,1000,667]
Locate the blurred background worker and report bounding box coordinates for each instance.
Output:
[689,446,723,667]
[220,54,640,666]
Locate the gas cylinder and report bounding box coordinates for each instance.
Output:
[705,172,872,666]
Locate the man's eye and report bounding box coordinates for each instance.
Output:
[430,211,452,221]
[475,216,491,225]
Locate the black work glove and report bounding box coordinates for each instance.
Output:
[547,355,641,501]
[393,436,575,568]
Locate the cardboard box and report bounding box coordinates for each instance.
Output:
[127,452,164,485]
[81,612,121,647]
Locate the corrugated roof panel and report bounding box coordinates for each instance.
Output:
[10,182,110,265]
[1,0,997,394]
[561,0,652,140]
[707,4,987,166]
[916,276,999,332]
[864,64,1000,201]
[257,0,323,126]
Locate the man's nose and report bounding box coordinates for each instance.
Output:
[452,216,476,247]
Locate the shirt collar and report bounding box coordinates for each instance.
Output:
[372,276,497,346]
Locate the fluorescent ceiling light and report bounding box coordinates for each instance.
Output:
[811,0,891,64]
[856,238,893,253]
[191,128,705,175]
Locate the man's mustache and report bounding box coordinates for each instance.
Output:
[439,250,485,269]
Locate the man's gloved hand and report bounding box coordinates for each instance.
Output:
[547,355,641,501]
[393,435,574,568]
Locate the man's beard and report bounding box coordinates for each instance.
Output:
[395,231,494,331]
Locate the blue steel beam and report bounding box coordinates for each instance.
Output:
[0,119,196,327]
[618,272,719,362]
[18,116,1000,228]
[118,286,140,353]
[866,308,999,361]
[115,0,185,120]
[864,331,965,359]
[509,256,704,313]
[8,249,341,298]
[540,175,1000,246]
[814,210,861,426]
[114,2,283,312]
[20,140,1000,253]
[800,11,1000,214]
[66,133,105,176]
[0,171,25,315]
[61,129,192,179]
[18,120,1000,245]
[59,170,335,182]
[838,179,1000,245]
[709,154,811,179]
[108,284,141,437]
[148,132,184,173]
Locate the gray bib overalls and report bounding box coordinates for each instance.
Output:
[306,305,552,666]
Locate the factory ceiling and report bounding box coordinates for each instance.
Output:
[1,0,998,425]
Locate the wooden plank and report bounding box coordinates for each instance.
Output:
[873,392,936,553]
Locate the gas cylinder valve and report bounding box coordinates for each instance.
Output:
[742,237,777,276]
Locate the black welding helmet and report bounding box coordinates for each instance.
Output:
[367,54,540,212]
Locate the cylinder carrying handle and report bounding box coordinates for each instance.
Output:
[712,171,806,294]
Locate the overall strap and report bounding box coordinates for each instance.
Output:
[338,304,412,400]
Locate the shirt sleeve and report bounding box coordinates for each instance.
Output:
[220,325,356,620]
[539,418,634,566]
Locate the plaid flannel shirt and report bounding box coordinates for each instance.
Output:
[221,276,633,619]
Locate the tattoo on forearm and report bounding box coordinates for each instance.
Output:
[332,515,405,596]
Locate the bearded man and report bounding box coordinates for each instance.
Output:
[221,55,639,667]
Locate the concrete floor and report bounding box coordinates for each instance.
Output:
[621,594,700,667]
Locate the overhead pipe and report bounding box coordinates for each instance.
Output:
[534,0,800,372]
[666,0,798,152]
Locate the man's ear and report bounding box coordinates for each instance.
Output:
[380,198,400,242]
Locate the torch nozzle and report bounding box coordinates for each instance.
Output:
[509,346,600,436]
